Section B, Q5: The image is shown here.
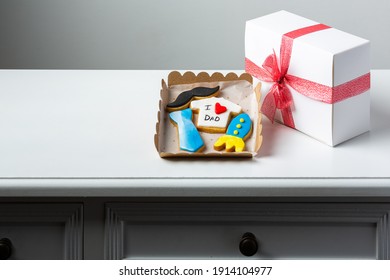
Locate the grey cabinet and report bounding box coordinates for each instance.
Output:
[105,202,390,260]
[0,203,83,260]
[2,200,389,260]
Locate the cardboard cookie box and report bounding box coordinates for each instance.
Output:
[155,71,263,158]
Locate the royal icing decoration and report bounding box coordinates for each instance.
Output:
[215,102,227,114]
[169,108,204,152]
[190,97,242,132]
[166,86,220,112]
[214,113,252,152]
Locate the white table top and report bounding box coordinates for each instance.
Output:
[0,70,389,197]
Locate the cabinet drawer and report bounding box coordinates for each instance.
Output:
[105,203,390,260]
[0,203,83,260]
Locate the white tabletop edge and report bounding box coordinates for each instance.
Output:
[0,178,390,197]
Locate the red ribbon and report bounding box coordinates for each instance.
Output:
[245,23,370,128]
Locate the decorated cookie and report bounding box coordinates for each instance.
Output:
[166,86,220,112]
[169,108,204,152]
[190,97,242,133]
[214,113,252,152]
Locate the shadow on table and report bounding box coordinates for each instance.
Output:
[336,100,390,147]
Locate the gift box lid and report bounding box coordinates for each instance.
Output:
[245,10,370,87]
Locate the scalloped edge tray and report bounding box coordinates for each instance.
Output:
[155,71,262,158]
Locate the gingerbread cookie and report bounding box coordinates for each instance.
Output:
[166,86,220,112]
[190,97,242,133]
[214,113,253,152]
[169,108,204,152]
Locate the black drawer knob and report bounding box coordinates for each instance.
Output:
[0,238,13,260]
[239,232,258,257]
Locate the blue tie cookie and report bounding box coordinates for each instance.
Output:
[169,108,204,152]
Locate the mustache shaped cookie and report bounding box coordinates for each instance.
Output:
[166,86,220,112]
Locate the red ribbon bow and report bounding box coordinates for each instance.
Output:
[246,23,332,128]
[252,49,295,127]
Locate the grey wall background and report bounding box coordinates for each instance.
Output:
[0,0,388,69]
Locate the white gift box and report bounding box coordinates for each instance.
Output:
[245,10,370,146]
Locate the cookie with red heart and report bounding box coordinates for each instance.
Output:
[190,97,242,133]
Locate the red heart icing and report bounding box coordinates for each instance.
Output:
[215,102,227,114]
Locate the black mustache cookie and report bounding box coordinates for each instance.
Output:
[166,86,220,112]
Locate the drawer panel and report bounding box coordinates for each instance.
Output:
[123,222,376,259]
[105,203,389,260]
[0,203,83,260]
